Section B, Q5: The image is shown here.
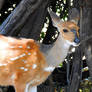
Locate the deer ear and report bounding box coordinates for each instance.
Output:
[68,8,80,25]
[48,9,62,28]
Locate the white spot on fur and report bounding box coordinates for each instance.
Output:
[32,64,37,69]
[11,74,15,80]
[27,46,30,49]
[19,46,22,48]
[24,68,28,71]
[20,67,25,70]
[44,66,55,72]
[20,53,26,57]
[28,53,31,55]
[0,64,7,66]
[22,60,27,63]
[20,67,28,71]
[10,56,20,61]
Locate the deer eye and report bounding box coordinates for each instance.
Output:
[63,29,68,33]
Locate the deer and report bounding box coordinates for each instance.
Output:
[0,10,80,92]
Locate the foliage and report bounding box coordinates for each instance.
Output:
[79,78,92,92]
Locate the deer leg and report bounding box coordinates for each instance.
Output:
[29,86,37,92]
[25,84,37,92]
[14,83,25,92]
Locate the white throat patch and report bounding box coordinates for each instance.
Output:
[66,40,79,47]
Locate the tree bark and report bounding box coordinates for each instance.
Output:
[80,0,92,77]
[69,47,82,92]
[0,0,56,92]
[0,0,4,10]
[65,4,82,91]
[0,0,48,40]
[79,0,92,91]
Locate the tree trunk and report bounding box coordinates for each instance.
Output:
[0,0,4,10]
[0,0,55,92]
[80,0,92,91]
[69,47,82,92]
[65,1,82,91]
[80,0,92,77]
[0,0,48,40]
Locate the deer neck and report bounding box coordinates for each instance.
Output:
[40,33,71,67]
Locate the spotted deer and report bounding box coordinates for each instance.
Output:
[0,10,79,92]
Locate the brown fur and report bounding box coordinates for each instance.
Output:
[0,21,79,92]
[0,35,50,92]
[58,21,79,42]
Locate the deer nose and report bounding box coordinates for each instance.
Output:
[71,29,80,44]
[74,36,80,44]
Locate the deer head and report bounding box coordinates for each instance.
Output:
[0,10,80,92]
[48,10,80,46]
[39,10,80,67]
